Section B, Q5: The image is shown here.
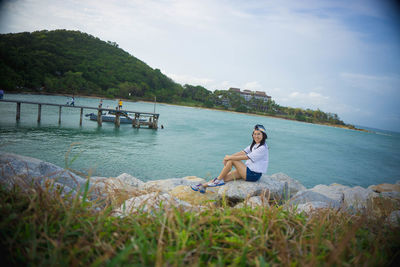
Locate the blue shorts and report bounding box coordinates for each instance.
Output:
[246,167,262,182]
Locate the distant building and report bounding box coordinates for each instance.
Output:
[229,88,241,93]
[228,87,271,102]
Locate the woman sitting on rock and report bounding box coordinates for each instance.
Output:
[191,124,269,193]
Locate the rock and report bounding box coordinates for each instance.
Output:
[368,183,400,193]
[369,195,400,218]
[114,192,193,215]
[115,173,144,188]
[311,184,347,202]
[169,185,219,206]
[289,183,348,208]
[0,151,86,190]
[140,176,205,192]
[41,179,76,198]
[269,172,306,197]
[296,201,330,214]
[217,176,286,202]
[342,186,378,211]
[234,196,270,209]
[396,180,400,185]
[310,184,347,206]
[387,210,400,226]
[380,191,400,200]
[90,176,108,181]
[289,189,342,208]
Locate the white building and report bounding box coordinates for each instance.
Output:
[229,88,271,102]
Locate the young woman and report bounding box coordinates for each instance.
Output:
[191,124,269,193]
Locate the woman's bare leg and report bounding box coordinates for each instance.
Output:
[230,160,247,181]
[203,160,233,187]
[203,160,247,187]
[223,169,242,182]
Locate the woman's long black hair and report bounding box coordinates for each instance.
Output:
[250,130,267,151]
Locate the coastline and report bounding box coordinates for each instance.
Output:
[141,99,368,132]
[8,91,367,132]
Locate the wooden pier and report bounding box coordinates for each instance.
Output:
[0,99,159,129]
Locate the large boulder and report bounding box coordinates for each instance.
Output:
[295,201,330,214]
[342,186,378,211]
[114,192,193,215]
[387,210,400,227]
[217,176,287,202]
[366,183,400,217]
[289,190,342,208]
[115,173,144,188]
[269,173,306,197]
[169,185,219,206]
[368,183,400,193]
[140,176,205,192]
[0,151,86,190]
[311,184,347,202]
[289,184,348,208]
[234,195,270,209]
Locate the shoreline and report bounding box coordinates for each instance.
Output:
[141,100,368,132]
[8,91,367,132]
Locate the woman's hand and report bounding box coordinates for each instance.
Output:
[223,155,231,165]
[224,155,232,161]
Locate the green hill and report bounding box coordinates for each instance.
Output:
[0,29,183,101]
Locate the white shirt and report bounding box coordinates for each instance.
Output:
[243,143,269,174]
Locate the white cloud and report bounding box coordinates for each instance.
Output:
[242,81,262,90]
[340,72,400,94]
[166,73,214,87]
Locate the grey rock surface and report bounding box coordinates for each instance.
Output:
[140,176,205,192]
[296,201,330,214]
[115,173,144,188]
[217,175,286,202]
[289,189,342,208]
[269,172,306,197]
[342,186,378,211]
[114,192,193,215]
[0,151,86,190]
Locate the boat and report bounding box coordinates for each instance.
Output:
[85,111,146,124]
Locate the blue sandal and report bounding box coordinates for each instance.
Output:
[190,184,206,194]
[207,178,225,187]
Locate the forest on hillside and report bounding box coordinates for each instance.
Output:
[0,30,347,126]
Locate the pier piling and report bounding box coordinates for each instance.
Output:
[80,108,83,126]
[115,112,120,127]
[97,109,102,126]
[16,102,21,121]
[37,104,41,123]
[58,106,62,124]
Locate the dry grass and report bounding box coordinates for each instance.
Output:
[0,182,399,266]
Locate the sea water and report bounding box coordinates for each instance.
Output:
[0,93,399,188]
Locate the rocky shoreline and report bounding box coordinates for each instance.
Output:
[1,151,399,225]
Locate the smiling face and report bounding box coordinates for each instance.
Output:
[252,130,263,144]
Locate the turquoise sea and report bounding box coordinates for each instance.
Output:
[1,94,399,188]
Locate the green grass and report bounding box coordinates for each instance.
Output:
[0,183,399,266]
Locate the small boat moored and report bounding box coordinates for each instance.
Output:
[85,110,148,124]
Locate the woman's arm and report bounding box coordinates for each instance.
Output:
[231,151,246,157]
[224,151,248,161]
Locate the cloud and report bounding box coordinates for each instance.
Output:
[340,72,400,94]
[242,81,262,90]
[166,73,214,87]
[288,91,329,102]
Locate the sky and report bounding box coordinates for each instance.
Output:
[0,0,399,131]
